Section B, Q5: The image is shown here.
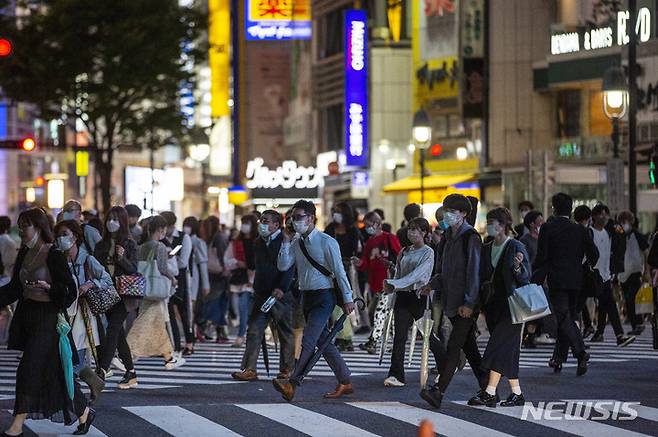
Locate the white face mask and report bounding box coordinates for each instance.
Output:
[407,229,423,244]
[57,235,75,252]
[622,223,632,233]
[443,211,462,227]
[365,226,376,235]
[106,220,120,233]
[241,224,252,234]
[293,220,309,235]
[486,224,498,237]
[258,223,271,238]
[62,211,77,221]
[332,213,343,224]
[25,231,40,249]
[183,226,192,235]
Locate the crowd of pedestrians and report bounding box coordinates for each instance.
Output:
[0,191,657,434]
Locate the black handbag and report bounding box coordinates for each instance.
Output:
[299,239,345,307]
[582,263,604,298]
[229,267,249,285]
[82,262,120,314]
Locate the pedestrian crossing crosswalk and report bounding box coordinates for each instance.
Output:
[10,398,658,436]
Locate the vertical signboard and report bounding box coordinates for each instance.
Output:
[245,0,312,41]
[344,10,368,168]
[208,0,231,118]
[607,158,626,213]
[461,0,485,118]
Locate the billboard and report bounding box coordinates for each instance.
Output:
[344,10,368,168]
[245,0,312,41]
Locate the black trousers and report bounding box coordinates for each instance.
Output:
[621,272,643,330]
[168,268,194,350]
[436,314,487,393]
[242,296,295,373]
[388,292,446,384]
[99,300,134,372]
[551,289,586,363]
[595,280,624,337]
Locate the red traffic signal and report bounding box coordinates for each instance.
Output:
[0,38,12,57]
[430,144,443,156]
[21,137,37,152]
[0,137,38,152]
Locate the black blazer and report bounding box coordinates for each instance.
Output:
[253,233,294,302]
[533,216,599,291]
[94,237,138,278]
[0,244,78,353]
[481,238,531,300]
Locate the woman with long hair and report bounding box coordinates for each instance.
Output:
[382,217,444,387]
[468,207,530,407]
[127,215,185,370]
[0,208,96,435]
[182,216,209,355]
[199,216,230,343]
[93,206,140,388]
[224,214,258,347]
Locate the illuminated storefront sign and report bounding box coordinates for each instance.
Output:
[209,0,231,117]
[344,10,368,168]
[246,157,321,198]
[245,0,312,41]
[551,3,655,55]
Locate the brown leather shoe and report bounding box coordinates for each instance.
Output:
[276,370,290,380]
[272,378,295,402]
[231,369,258,381]
[323,383,354,399]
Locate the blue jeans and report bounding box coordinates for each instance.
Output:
[232,292,253,337]
[290,290,351,386]
[73,348,87,375]
[203,289,229,326]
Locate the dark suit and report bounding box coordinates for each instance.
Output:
[241,232,295,373]
[534,216,599,363]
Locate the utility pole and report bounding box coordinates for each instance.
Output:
[628,0,638,214]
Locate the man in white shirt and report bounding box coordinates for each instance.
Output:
[589,205,635,346]
[273,200,355,402]
[0,217,17,287]
[161,211,194,355]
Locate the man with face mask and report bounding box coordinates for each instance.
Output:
[160,211,194,355]
[125,204,143,241]
[420,194,487,409]
[274,200,355,402]
[232,210,295,381]
[61,200,102,253]
[513,201,534,238]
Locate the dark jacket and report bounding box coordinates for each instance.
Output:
[253,233,294,303]
[481,238,531,300]
[533,216,599,291]
[0,245,78,354]
[429,222,482,317]
[396,226,411,248]
[94,237,138,278]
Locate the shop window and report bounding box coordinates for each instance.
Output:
[319,104,344,152]
[318,9,344,60]
[556,89,581,138]
[589,90,612,137]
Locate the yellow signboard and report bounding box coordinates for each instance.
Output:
[248,0,310,22]
[75,151,89,177]
[209,0,231,117]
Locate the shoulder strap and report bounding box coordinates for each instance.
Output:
[299,238,334,278]
[81,224,93,254]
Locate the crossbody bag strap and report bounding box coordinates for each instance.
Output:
[299,238,334,279]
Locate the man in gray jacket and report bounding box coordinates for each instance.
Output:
[420,194,487,409]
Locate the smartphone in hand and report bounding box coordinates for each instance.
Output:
[169,245,183,256]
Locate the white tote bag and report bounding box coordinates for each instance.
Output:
[138,247,172,301]
[508,283,552,324]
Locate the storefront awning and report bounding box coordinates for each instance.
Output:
[383,174,475,193]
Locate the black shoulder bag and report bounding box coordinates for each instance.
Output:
[299,239,345,306]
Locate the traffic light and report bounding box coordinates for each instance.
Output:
[0,137,38,152]
[0,38,12,57]
[650,151,657,187]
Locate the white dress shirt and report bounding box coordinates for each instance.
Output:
[278,228,353,304]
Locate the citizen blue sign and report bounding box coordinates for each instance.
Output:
[344,10,368,168]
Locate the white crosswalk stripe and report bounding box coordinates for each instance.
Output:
[124,405,242,437]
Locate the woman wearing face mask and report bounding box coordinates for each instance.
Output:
[353,211,401,354]
[468,207,531,407]
[381,217,442,387]
[93,206,140,387]
[224,214,258,347]
[127,216,185,371]
[183,216,209,355]
[324,202,363,351]
[0,208,97,436]
[54,220,109,401]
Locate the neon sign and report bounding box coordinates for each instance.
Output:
[345,10,368,168]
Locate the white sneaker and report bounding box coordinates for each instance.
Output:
[105,369,114,379]
[384,376,405,387]
[111,357,126,373]
[535,333,556,345]
[164,357,186,370]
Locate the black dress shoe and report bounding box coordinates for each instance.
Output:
[577,352,590,376]
[468,390,497,407]
[500,393,525,407]
[590,333,604,342]
[548,359,562,373]
[420,387,443,409]
[73,409,96,435]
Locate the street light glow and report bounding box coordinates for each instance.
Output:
[456,146,469,161]
[606,90,624,109]
[413,126,431,144]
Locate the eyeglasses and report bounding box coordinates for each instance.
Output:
[259,219,272,224]
[292,214,309,221]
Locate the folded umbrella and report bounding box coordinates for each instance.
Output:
[408,323,418,367]
[298,298,365,383]
[378,293,396,366]
[79,300,99,367]
[56,313,75,400]
[418,295,434,388]
[261,335,270,377]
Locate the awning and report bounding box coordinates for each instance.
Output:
[383,173,475,193]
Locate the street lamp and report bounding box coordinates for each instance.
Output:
[602,66,628,158]
[412,109,432,206]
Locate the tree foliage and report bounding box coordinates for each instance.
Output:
[0,0,207,212]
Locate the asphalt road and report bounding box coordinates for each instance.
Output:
[0,327,657,436]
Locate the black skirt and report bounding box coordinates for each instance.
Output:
[13,300,87,424]
[481,296,522,379]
